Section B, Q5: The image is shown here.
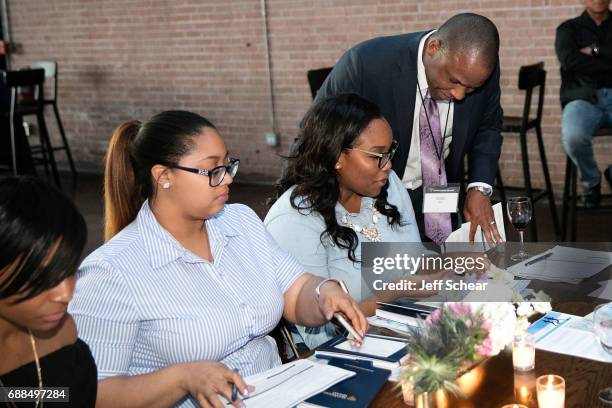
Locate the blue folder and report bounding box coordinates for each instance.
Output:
[302,357,390,408]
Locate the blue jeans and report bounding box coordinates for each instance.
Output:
[561,88,612,188]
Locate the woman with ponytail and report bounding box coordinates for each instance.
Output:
[265,94,438,349]
[68,110,367,408]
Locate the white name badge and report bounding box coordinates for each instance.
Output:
[423,184,460,213]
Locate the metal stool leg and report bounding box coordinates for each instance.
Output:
[561,156,572,241]
[536,124,560,238]
[37,111,62,188]
[8,89,18,175]
[569,162,578,242]
[519,129,538,241]
[52,102,77,183]
[36,121,51,177]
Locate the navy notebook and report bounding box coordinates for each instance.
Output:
[313,334,409,370]
[300,358,390,408]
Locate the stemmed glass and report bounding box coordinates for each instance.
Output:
[507,197,532,261]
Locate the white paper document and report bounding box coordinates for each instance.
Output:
[589,280,612,300]
[335,335,406,358]
[528,312,612,364]
[507,246,611,284]
[445,202,506,245]
[367,315,411,335]
[227,359,354,408]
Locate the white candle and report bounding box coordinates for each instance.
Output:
[512,335,535,371]
[536,375,565,408]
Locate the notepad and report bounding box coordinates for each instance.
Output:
[335,335,406,358]
[508,246,611,284]
[225,359,355,408]
[528,311,612,364]
[314,334,409,377]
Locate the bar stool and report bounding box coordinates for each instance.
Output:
[30,61,77,182]
[497,62,560,241]
[1,68,61,186]
[561,128,612,241]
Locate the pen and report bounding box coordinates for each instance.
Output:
[333,313,363,343]
[231,368,239,402]
[525,252,552,266]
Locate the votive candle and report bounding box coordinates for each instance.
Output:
[512,334,535,371]
[536,374,565,408]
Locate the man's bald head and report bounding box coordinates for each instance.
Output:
[432,13,500,71]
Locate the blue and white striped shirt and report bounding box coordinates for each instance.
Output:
[69,201,304,407]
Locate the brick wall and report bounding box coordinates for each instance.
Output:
[8,0,611,194]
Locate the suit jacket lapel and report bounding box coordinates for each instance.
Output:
[391,32,425,178]
[448,98,471,181]
[391,69,416,173]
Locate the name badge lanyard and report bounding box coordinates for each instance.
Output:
[416,79,451,184]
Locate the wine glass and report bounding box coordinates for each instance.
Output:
[507,197,532,261]
[594,303,612,355]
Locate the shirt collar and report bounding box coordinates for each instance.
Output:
[137,201,239,269]
[581,10,612,27]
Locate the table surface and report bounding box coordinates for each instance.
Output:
[367,302,612,408]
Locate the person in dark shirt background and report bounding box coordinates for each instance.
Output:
[556,0,612,208]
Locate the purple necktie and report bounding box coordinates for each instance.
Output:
[420,92,452,243]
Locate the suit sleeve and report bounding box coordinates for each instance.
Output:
[314,47,364,104]
[467,63,503,186]
[555,23,612,74]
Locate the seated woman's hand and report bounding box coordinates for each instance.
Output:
[180,361,254,408]
[317,281,368,346]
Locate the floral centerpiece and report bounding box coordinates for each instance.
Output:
[400,297,551,405]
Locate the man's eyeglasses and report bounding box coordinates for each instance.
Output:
[170,158,240,187]
[345,140,399,169]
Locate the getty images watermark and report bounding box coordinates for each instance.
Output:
[360,242,612,303]
[371,251,489,291]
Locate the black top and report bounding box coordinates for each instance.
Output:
[555,10,612,107]
[0,339,97,407]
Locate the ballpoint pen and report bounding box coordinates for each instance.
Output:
[231,368,239,402]
[524,252,552,266]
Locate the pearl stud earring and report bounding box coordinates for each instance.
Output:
[162,182,170,189]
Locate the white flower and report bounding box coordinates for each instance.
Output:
[516,303,533,317]
[532,302,552,314]
[474,302,518,355]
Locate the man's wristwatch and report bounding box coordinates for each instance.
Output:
[315,278,349,301]
[592,43,600,57]
[467,185,493,197]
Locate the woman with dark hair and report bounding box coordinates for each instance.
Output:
[0,176,97,406]
[68,110,367,408]
[265,94,433,349]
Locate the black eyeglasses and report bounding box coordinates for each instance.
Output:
[170,158,240,187]
[345,139,399,169]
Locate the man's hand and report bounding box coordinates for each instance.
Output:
[463,189,502,244]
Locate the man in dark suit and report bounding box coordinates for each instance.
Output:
[315,13,503,244]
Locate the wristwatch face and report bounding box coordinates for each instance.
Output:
[471,186,492,196]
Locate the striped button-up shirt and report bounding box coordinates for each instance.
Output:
[69,201,304,407]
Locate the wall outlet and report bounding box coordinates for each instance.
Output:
[265,132,279,147]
